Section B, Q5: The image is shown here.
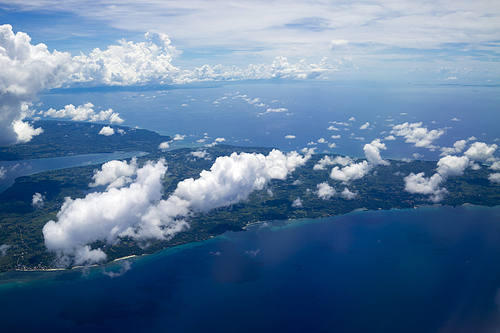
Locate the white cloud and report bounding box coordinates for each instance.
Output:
[12,119,44,144]
[158,142,170,150]
[214,137,226,143]
[349,117,356,121]
[32,192,45,209]
[329,139,388,182]
[464,142,498,163]
[90,158,138,190]
[340,188,357,200]
[73,31,181,86]
[173,134,186,141]
[313,155,354,170]
[264,107,288,114]
[404,172,447,202]
[440,139,468,156]
[390,122,445,149]
[436,155,469,177]
[0,166,6,179]
[451,117,461,121]
[363,139,389,166]
[330,161,371,183]
[384,135,396,141]
[316,182,336,200]
[189,150,211,160]
[0,24,74,145]
[359,122,370,130]
[292,197,303,208]
[98,126,115,136]
[172,149,311,212]
[490,161,500,171]
[42,159,186,267]
[328,142,337,149]
[445,77,458,80]
[44,149,312,266]
[489,173,500,184]
[331,135,341,139]
[404,155,469,202]
[43,102,124,124]
[285,135,296,139]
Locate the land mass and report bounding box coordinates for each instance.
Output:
[0,121,499,272]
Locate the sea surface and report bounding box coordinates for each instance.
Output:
[40,81,500,161]
[1,81,500,332]
[1,205,500,332]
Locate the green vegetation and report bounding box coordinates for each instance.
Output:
[0,120,171,160]
[0,122,499,272]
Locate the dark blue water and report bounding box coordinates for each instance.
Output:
[2,205,500,333]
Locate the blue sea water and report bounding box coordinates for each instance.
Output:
[1,205,500,332]
[39,81,500,161]
[1,81,499,332]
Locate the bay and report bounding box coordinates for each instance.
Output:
[0,151,146,194]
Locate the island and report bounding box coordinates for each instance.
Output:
[0,120,499,272]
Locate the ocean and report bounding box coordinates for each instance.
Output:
[1,81,500,332]
[1,205,500,332]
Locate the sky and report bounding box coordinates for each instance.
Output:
[1,0,500,266]
[1,0,499,145]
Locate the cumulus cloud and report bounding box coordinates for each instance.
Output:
[285,135,296,139]
[404,155,470,202]
[359,122,370,130]
[189,150,211,160]
[404,173,447,202]
[313,155,354,170]
[340,188,357,200]
[329,139,389,183]
[42,159,185,267]
[490,161,500,171]
[32,192,45,209]
[90,157,138,190]
[464,142,498,163]
[440,139,468,156]
[0,24,74,145]
[316,182,336,200]
[98,126,115,136]
[158,142,170,150]
[363,139,389,166]
[0,166,6,179]
[489,173,500,184]
[43,102,124,124]
[390,122,445,149]
[43,150,310,266]
[173,134,186,141]
[73,31,181,86]
[330,161,371,183]
[292,197,303,208]
[172,149,311,212]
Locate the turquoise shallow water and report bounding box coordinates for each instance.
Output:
[1,205,500,332]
